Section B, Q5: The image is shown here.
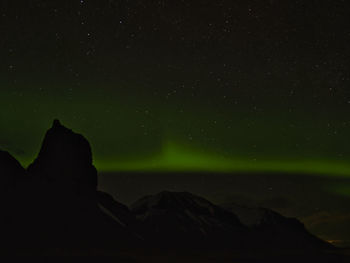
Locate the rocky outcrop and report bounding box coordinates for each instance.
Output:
[1,120,139,249]
[27,119,97,195]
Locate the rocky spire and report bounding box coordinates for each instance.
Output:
[27,119,97,194]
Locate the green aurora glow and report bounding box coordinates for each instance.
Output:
[94,141,350,176]
[1,1,350,182]
[2,90,350,178]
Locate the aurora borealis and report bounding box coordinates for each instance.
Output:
[1,0,350,246]
[2,91,350,176]
[2,89,350,176]
[1,1,350,175]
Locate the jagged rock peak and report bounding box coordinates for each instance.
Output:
[53,118,62,128]
[27,120,97,192]
[50,119,75,136]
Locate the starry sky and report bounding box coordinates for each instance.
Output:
[1,0,350,246]
[1,0,350,175]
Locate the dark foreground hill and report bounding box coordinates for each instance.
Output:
[0,120,347,261]
[1,120,139,249]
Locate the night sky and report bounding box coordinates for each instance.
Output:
[1,0,350,245]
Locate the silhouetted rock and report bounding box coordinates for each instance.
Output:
[27,119,97,195]
[131,191,248,248]
[0,150,26,244]
[222,203,332,249]
[0,150,26,193]
[3,120,140,249]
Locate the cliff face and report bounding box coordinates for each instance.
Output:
[0,120,137,249]
[27,119,97,195]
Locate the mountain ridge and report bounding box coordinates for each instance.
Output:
[0,120,334,254]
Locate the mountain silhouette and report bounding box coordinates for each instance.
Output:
[2,120,139,249]
[27,119,97,195]
[0,119,340,260]
[222,203,331,249]
[130,191,248,248]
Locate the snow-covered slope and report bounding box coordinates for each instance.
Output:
[130,191,247,247]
